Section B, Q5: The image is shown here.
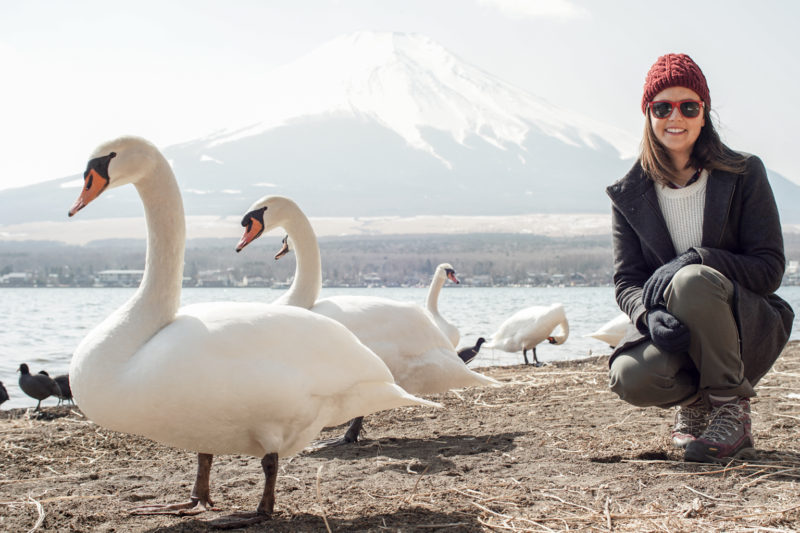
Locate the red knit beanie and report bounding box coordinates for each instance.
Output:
[641,53,710,113]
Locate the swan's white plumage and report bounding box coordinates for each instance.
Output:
[241,196,497,396]
[425,263,460,348]
[586,312,630,348]
[69,137,434,461]
[485,303,569,354]
[311,295,488,394]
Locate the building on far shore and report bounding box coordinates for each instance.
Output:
[0,272,34,286]
[95,270,145,287]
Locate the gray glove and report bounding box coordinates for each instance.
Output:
[642,250,701,310]
[646,306,690,353]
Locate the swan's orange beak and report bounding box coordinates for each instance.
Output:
[447,271,460,284]
[69,152,115,217]
[235,216,264,252]
[68,169,106,216]
[547,336,556,344]
[274,239,290,260]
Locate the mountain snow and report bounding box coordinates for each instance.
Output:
[209,31,638,166]
[3,30,798,229]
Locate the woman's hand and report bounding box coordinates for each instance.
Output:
[642,249,701,309]
[646,306,691,353]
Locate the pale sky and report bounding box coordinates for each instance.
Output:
[1,0,799,192]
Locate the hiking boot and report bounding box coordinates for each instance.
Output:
[671,399,709,449]
[684,398,754,463]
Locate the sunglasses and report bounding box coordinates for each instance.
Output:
[648,99,704,119]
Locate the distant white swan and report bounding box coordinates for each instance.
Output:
[236,196,498,444]
[485,303,569,366]
[426,263,461,348]
[67,137,435,528]
[586,312,630,348]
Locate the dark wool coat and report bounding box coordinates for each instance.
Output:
[606,154,794,387]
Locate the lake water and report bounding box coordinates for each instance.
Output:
[2,285,799,410]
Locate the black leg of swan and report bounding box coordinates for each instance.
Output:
[522,348,543,367]
[532,348,544,367]
[308,416,365,450]
[208,452,278,529]
[342,416,364,443]
[130,453,218,516]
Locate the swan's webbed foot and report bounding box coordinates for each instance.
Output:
[130,452,218,516]
[207,511,271,529]
[524,348,544,367]
[130,497,219,516]
[204,451,279,528]
[307,416,364,450]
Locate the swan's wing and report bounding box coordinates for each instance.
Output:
[586,313,630,345]
[91,302,434,457]
[314,296,492,393]
[313,296,454,354]
[487,304,565,351]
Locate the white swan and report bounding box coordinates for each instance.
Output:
[236,196,497,444]
[586,312,630,348]
[67,137,436,528]
[426,263,461,348]
[485,303,569,366]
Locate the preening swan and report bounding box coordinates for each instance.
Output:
[426,263,461,348]
[66,137,435,528]
[586,312,630,348]
[236,195,498,445]
[485,303,569,366]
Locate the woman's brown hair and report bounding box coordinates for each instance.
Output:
[640,106,748,186]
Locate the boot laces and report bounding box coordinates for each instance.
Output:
[702,402,744,441]
[675,403,707,434]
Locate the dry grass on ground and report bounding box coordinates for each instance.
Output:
[1,342,799,532]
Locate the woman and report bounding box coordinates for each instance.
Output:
[605,53,794,463]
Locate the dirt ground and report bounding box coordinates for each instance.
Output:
[2,342,799,533]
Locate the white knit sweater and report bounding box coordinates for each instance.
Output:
[655,169,709,254]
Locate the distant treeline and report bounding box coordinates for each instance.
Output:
[2,232,799,287]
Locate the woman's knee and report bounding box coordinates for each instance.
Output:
[609,354,662,407]
[667,264,733,317]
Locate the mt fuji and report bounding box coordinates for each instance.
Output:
[2,31,798,226]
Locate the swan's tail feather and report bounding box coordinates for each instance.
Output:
[469,372,500,386]
[322,382,440,428]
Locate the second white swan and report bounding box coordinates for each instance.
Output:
[236,196,498,444]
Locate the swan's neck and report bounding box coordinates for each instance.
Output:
[552,318,570,344]
[274,211,321,309]
[78,156,185,365]
[426,272,445,315]
[133,163,185,326]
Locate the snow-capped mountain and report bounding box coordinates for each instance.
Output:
[214,32,637,164]
[2,31,799,227]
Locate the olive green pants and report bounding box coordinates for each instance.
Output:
[609,264,755,408]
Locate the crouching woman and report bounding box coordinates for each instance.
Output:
[605,53,794,463]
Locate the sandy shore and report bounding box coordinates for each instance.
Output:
[1,342,799,532]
